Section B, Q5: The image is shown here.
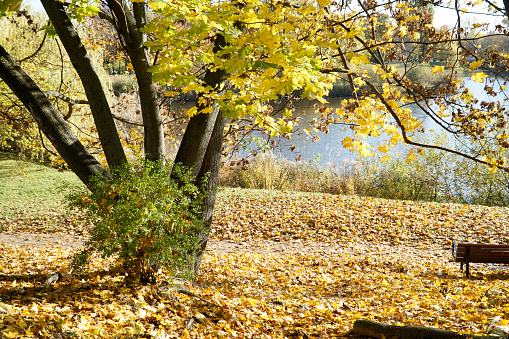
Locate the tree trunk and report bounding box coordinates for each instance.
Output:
[40,0,127,169]
[191,113,225,278]
[173,33,228,279]
[110,0,165,161]
[173,32,227,176]
[174,107,222,178]
[353,320,495,339]
[0,44,107,189]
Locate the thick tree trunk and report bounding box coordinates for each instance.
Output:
[191,113,225,277]
[173,32,228,176]
[40,0,127,169]
[173,33,228,279]
[174,107,222,178]
[353,320,495,339]
[110,0,165,161]
[0,44,107,189]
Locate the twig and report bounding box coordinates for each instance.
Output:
[0,272,62,302]
[175,286,221,307]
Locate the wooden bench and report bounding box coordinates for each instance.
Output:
[452,241,509,277]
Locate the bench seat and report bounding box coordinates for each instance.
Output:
[452,241,509,277]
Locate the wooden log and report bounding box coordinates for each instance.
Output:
[353,319,498,339]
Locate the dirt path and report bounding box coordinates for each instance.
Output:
[0,232,85,248]
[0,232,451,265]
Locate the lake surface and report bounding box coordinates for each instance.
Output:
[263,77,508,168]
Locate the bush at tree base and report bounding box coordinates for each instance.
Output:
[67,160,207,283]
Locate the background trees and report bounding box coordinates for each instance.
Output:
[1,0,509,278]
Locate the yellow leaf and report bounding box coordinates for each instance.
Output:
[469,59,483,70]
[431,65,444,73]
[472,72,488,83]
[382,279,389,286]
[357,143,372,157]
[3,332,18,339]
[316,0,331,6]
[406,153,417,163]
[200,107,214,114]
[377,145,390,153]
[186,106,198,117]
[350,55,370,66]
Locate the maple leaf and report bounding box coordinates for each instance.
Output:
[472,72,488,83]
[431,65,444,73]
[469,59,483,70]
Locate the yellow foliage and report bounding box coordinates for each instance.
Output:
[469,59,483,70]
[472,72,488,83]
[431,65,444,73]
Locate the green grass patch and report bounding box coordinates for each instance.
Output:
[0,152,83,231]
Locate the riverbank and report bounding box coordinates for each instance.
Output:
[219,150,509,207]
[328,63,470,97]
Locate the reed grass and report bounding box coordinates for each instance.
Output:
[219,149,509,207]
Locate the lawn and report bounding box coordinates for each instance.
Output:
[1,156,509,338]
[0,152,83,233]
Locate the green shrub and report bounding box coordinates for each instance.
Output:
[110,75,137,96]
[68,160,207,283]
[361,152,452,203]
[361,137,509,206]
[219,154,367,195]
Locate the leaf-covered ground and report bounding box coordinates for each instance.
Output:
[1,185,509,338]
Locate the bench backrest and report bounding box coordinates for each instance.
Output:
[453,242,509,264]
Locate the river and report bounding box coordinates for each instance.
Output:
[263,77,508,168]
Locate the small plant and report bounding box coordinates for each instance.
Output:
[68,160,207,283]
[110,75,137,96]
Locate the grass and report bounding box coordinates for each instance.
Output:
[220,146,509,207]
[0,152,83,231]
[219,154,364,196]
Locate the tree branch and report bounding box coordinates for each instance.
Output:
[18,32,47,64]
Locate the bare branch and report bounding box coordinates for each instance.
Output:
[19,32,47,64]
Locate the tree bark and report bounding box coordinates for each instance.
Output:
[191,113,225,278]
[353,320,496,339]
[109,0,165,161]
[174,107,222,178]
[0,44,107,189]
[173,33,228,176]
[40,0,127,169]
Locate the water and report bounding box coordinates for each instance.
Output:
[263,77,509,168]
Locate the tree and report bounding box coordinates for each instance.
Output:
[1,0,509,280]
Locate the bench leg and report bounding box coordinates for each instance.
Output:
[460,262,463,272]
[465,261,470,278]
